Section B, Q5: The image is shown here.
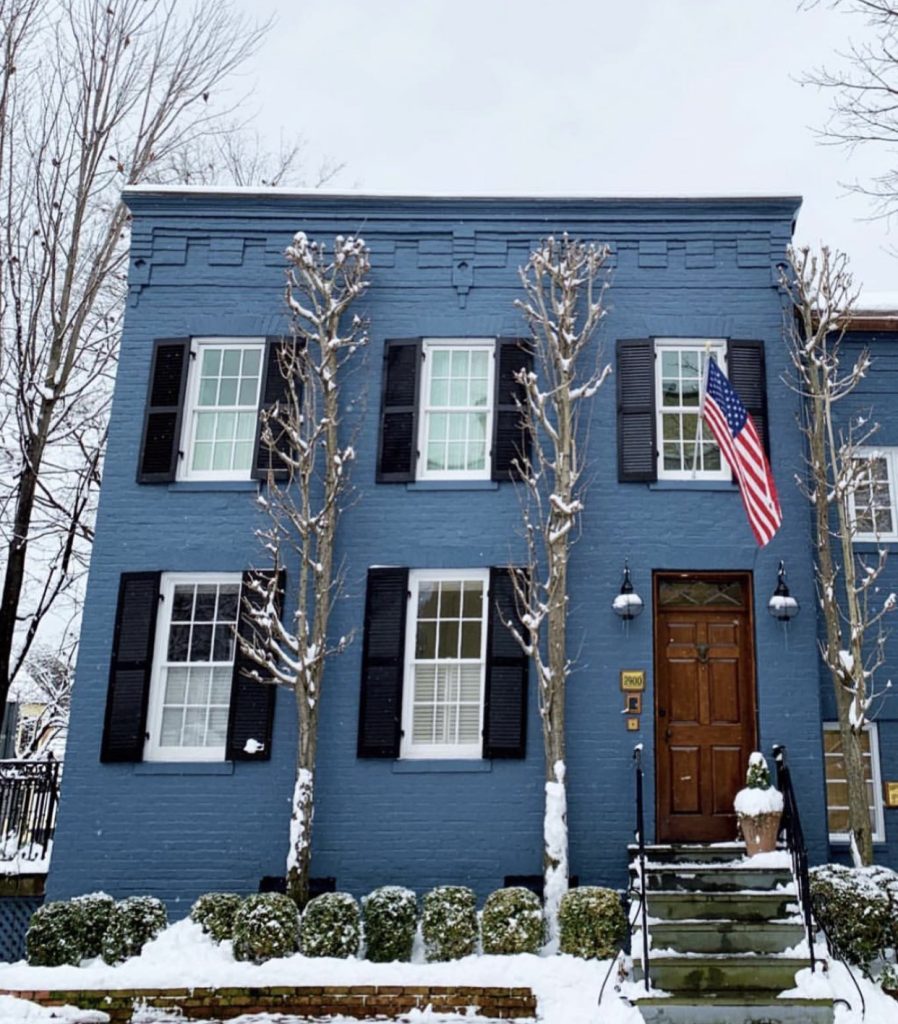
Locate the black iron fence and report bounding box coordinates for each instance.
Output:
[0,757,60,862]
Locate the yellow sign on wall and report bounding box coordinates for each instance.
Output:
[620,670,646,692]
[884,782,898,808]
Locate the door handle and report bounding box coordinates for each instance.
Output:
[696,643,709,663]
[658,707,666,718]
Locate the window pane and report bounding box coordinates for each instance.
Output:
[429,413,448,441]
[198,379,218,406]
[206,708,229,746]
[431,350,450,376]
[201,349,221,376]
[213,624,234,661]
[209,667,232,703]
[160,709,183,746]
[449,379,467,406]
[238,378,257,405]
[167,625,190,662]
[164,667,188,703]
[194,586,217,621]
[171,587,194,621]
[415,620,436,658]
[218,586,239,621]
[417,583,439,618]
[438,621,459,658]
[242,348,261,375]
[447,442,466,470]
[221,349,241,375]
[462,583,483,618]
[190,624,213,661]
[461,622,481,657]
[195,413,215,441]
[430,379,449,406]
[211,444,231,471]
[192,442,212,471]
[232,441,252,470]
[182,709,206,747]
[440,583,461,618]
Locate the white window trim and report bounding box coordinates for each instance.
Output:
[824,721,886,844]
[655,338,731,482]
[178,337,265,482]
[849,447,898,543]
[400,568,489,760]
[416,339,495,482]
[144,571,241,762]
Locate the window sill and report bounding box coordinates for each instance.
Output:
[648,480,738,492]
[853,540,898,552]
[391,759,492,774]
[405,481,499,492]
[133,761,235,776]
[167,481,259,493]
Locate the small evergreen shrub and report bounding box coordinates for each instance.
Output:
[810,864,896,973]
[421,885,478,962]
[70,892,115,959]
[558,887,626,959]
[190,892,242,943]
[300,891,360,958]
[232,893,299,963]
[745,752,773,790]
[26,900,86,966]
[481,886,543,955]
[101,896,167,964]
[362,886,417,962]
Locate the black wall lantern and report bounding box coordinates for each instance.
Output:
[768,560,799,622]
[613,563,644,620]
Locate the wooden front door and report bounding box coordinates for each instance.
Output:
[654,573,757,843]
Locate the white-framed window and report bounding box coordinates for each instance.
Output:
[823,722,886,844]
[401,569,489,759]
[144,573,241,761]
[850,448,898,542]
[417,339,495,481]
[655,339,730,481]
[179,338,264,481]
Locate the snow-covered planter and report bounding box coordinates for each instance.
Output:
[733,752,783,855]
[189,892,242,943]
[558,887,626,960]
[361,886,417,962]
[421,886,478,962]
[70,892,115,959]
[232,893,299,963]
[481,887,543,955]
[101,896,167,964]
[26,900,86,966]
[810,864,897,973]
[300,892,360,959]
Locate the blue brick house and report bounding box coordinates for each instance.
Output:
[47,189,892,915]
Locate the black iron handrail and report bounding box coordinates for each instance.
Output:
[0,756,60,861]
[633,744,651,991]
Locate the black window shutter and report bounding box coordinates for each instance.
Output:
[483,567,528,759]
[617,339,657,483]
[357,567,409,757]
[100,572,162,762]
[492,338,533,481]
[138,339,189,483]
[252,337,297,481]
[377,340,421,482]
[726,340,770,457]
[226,569,283,761]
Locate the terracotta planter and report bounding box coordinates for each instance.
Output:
[737,811,781,856]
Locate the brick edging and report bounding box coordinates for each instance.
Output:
[1,984,538,1021]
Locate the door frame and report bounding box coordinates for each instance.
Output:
[652,569,759,843]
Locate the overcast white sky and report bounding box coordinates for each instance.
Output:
[232,1,898,292]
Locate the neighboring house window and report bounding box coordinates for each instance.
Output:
[401,569,489,758]
[144,574,241,761]
[851,448,898,542]
[376,337,532,483]
[823,722,885,843]
[417,341,494,480]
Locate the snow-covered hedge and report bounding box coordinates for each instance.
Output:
[300,892,360,959]
[101,896,168,964]
[70,892,115,959]
[810,864,898,973]
[190,892,242,943]
[26,900,87,966]
[232,893,299,963]
[481,886,543,955]
[421,885,478,962]
[362,886,417,962]
[558,887,626,960]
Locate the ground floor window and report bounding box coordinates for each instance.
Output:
[823,722,885,843]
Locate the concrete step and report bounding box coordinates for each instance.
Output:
[646,890,796,922]
[634,993,834,1024]
[630,843,749,864]
[640,865,794,893]
[636,918,806,954]
[633,954,807,993]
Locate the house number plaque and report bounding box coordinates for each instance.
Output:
[620,670,646,692]
[885,782,898,808]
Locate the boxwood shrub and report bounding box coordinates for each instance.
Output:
[232,893,299,963]
[481,886,544,955]
[190,892,242,943]
[422,885,478,962]
[362,886,417,962]
[300,891,360,958]
[558,887,626,959]
[70,892,115,959]
[810,864,897,973]
[101,896,167,964]
[26,900,86,966]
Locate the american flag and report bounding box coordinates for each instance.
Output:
[701,356,782,547]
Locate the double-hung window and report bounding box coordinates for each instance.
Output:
[823,723,885,843]
[401,569,489,758]
[851,448,898,542]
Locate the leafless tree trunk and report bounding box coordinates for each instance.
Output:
[506,236,611,939]
[0,0,274,725]
[782,244,895,866]
[239,232,369,905]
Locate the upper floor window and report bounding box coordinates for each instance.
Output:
[851,448,898,542]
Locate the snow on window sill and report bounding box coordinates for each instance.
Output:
[168,481,259,493]
[391,759,492,774]
[852,539,898,551]
[648,480,738,492]
[133,761,235,776]
[405,481,499,492]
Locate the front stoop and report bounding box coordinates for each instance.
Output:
[628,843,834,1024]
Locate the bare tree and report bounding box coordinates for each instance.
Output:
[239,231,369,905]
[506,235,611,937]
[782,244,895,866]
[0,0,275,725]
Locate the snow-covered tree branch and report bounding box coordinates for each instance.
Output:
[239,232,370,904]
[508,235,611,938]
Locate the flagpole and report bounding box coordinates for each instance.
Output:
[691,343,712,478]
